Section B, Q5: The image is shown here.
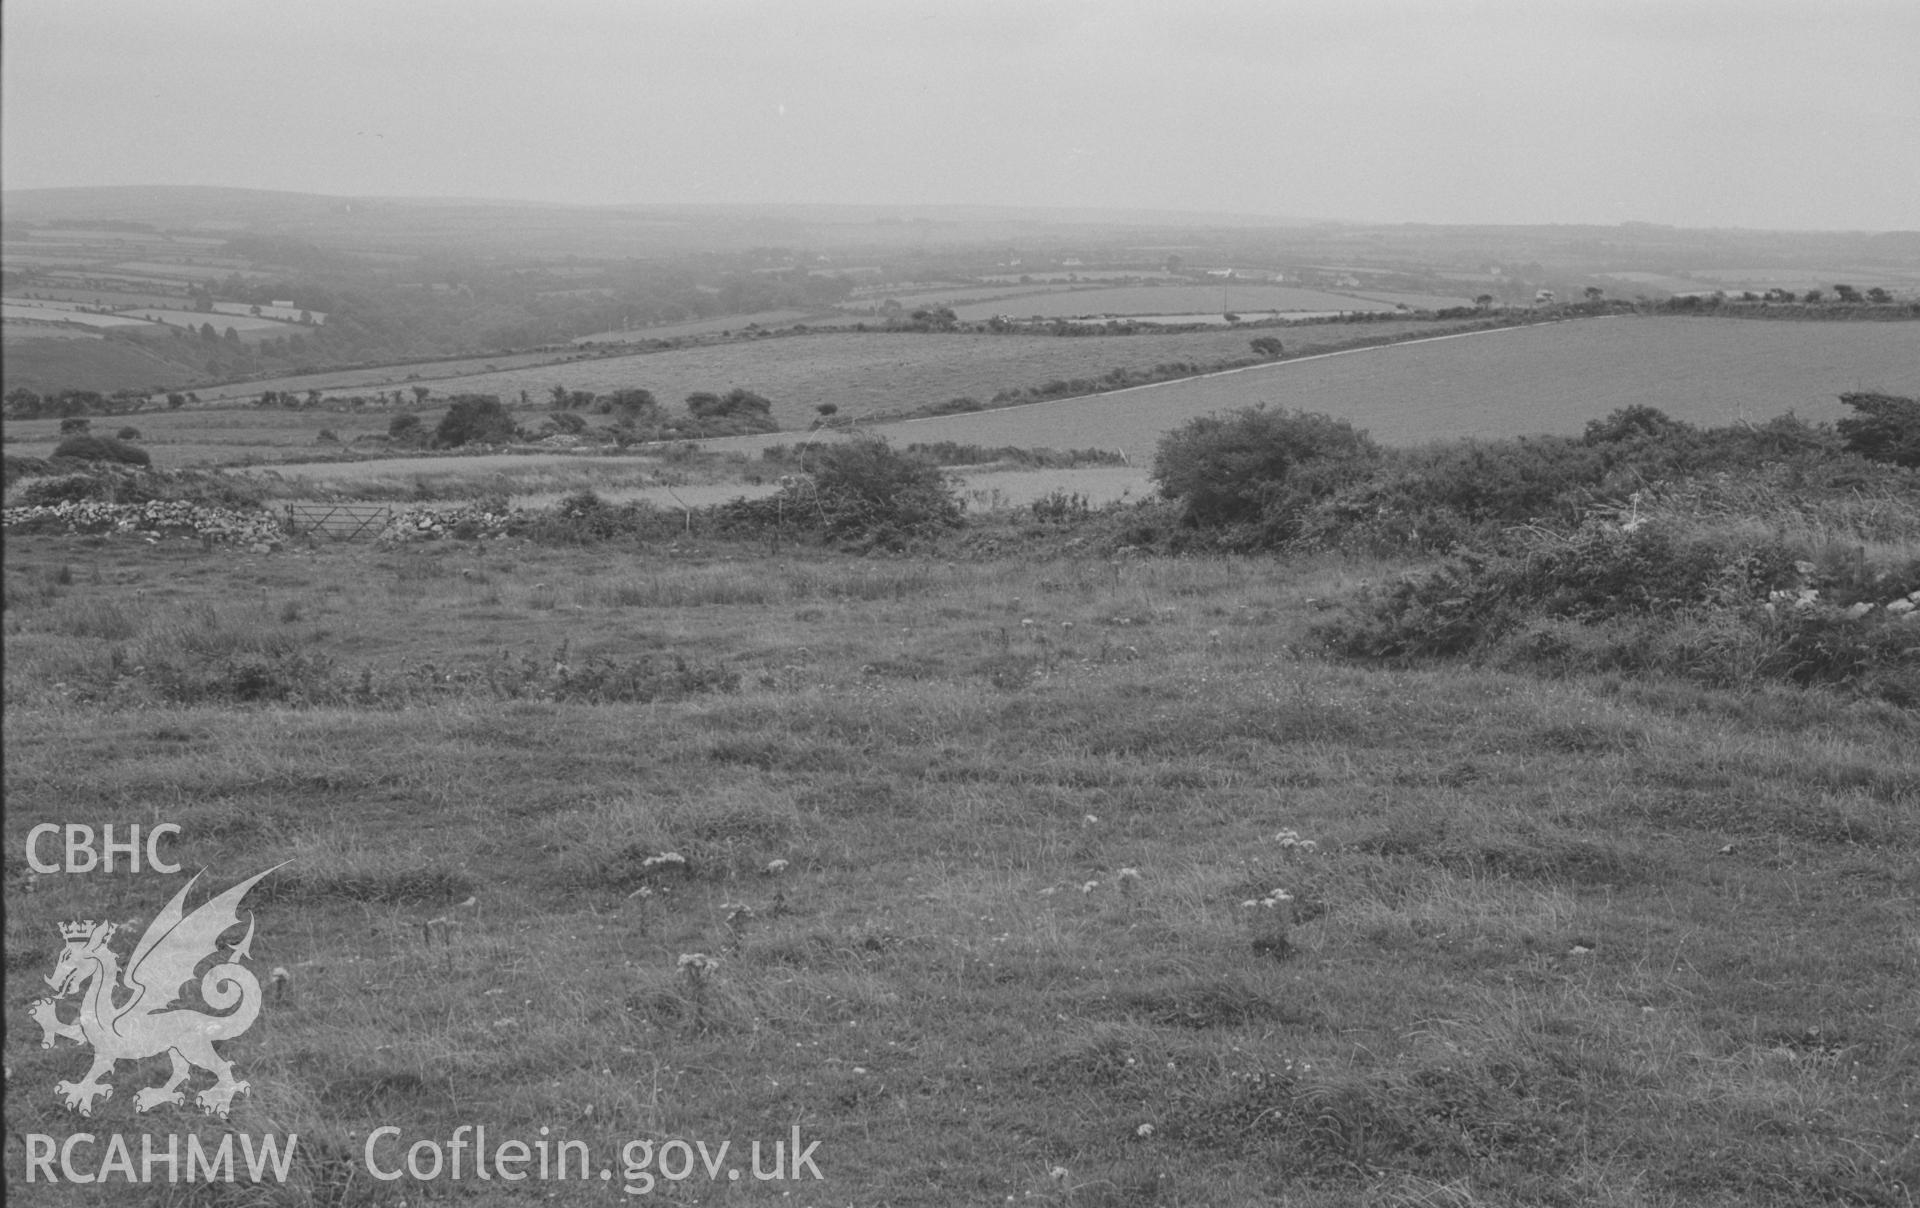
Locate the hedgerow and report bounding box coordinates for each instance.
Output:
[1317,519,1920,703]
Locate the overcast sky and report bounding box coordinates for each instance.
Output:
[4,0,1915,230]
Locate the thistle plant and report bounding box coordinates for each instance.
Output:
[721,901,755,952]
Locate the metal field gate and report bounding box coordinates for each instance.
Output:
[283,502,394,540]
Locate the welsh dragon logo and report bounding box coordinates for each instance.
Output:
[28,866,282,1119]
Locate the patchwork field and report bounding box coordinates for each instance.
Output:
[349,320,1471,429]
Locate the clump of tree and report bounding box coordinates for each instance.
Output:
[434,394,517,447]
[1836,392,1920,468]
[601,388,661,427]
[388,414,426,446]
[683,388,776,435]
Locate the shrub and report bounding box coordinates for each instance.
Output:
[1152,405,1378,534]
[1836,392,1920,468]
[1318,519,1920,702]
[1583,405,1688,445]
[601,388,661,425]
[116,426,142,441]
[795,436,964,547]
[14,473,108,506]
[3,455,54,490]
[926,396,984,416]
[60,417,91,435]
[388,414,424,444]
[434,394,516,447]
[52,435,151,467]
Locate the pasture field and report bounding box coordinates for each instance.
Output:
[107,260,273,281]
[0,325,99,342]
[5,408,404,469]
[124,308,295,332]
[0,303,162,330]
[1348,290,1478,310]
[232,454,1148,513]
[0,330,190,396]
[849,283,1106,310]
[185,350,608,405]
[356,320,1470,430]
[810,317,1920,460]
[949,284,1402,321]
[573,309,841,344]
[4,532,1915,1207]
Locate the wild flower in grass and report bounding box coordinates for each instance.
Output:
[1080,880,1100,894]
[1244,889,1295,959]
[1048,1166,1070,1183]
[1117,867,1141,895]
[763,858,790,875]
[677,952,719,974]
[1135,1123,1154,1138]
[1083,814,1100,826]
[641,851,688,870]
[1272,829,1319,852]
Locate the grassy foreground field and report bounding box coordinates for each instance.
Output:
[4,530,1916,1207]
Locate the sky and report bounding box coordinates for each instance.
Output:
[3,0,1916,231]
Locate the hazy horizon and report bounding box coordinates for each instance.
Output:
[4,0,1917,233]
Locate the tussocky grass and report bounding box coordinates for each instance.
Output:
[4,528,1916,1206]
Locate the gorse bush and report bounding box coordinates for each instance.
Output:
[1153,405,1889,557]
[796,436,964,548]
[1153,405,1379,541]
[1836,391,1920,468]
[1583,404,1690,445]
[1319,518,1920,702]
[51,435,151,467]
